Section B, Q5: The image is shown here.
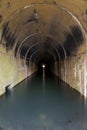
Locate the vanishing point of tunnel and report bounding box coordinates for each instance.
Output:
[0,0,87,130]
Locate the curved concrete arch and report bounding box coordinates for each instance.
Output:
[29,50,40,62]
[47,50,57,62]
[47,34,67,59]
[24,40,60,63]
[2,2,86,49]
[4,2,86,37]
[5,4,71,38]
[24,42,42,62]
[18,32,41,55]
[29,50,57,63]
[61,6,86,42]
[25,45,59,63]
[12,20,41,37]
[24,43,41,60]
[46,35,67,82]
[16,32,41,57]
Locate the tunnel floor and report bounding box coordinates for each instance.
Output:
[0,73,87,130]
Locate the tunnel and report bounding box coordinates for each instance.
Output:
[0,2,87,96]
[1,3,85,68]
[0,1,87,130]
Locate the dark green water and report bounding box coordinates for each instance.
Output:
[0,73,87,130]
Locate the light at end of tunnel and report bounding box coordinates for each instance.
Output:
[42,64,45,68]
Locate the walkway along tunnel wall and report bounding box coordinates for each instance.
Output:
[0,1,87,97]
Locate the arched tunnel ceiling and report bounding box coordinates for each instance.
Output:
[0,1,87,67]
[0,0,87,30]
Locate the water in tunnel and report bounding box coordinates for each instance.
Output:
[0,72,87,130]
[0,2,87,130]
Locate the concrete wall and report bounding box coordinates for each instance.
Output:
[0,37,37,96]
[52,44,87,97]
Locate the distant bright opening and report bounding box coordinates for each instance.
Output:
[42,64,45,68]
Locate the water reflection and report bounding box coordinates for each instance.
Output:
[42,65,45,95]
[0,73,87,130]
